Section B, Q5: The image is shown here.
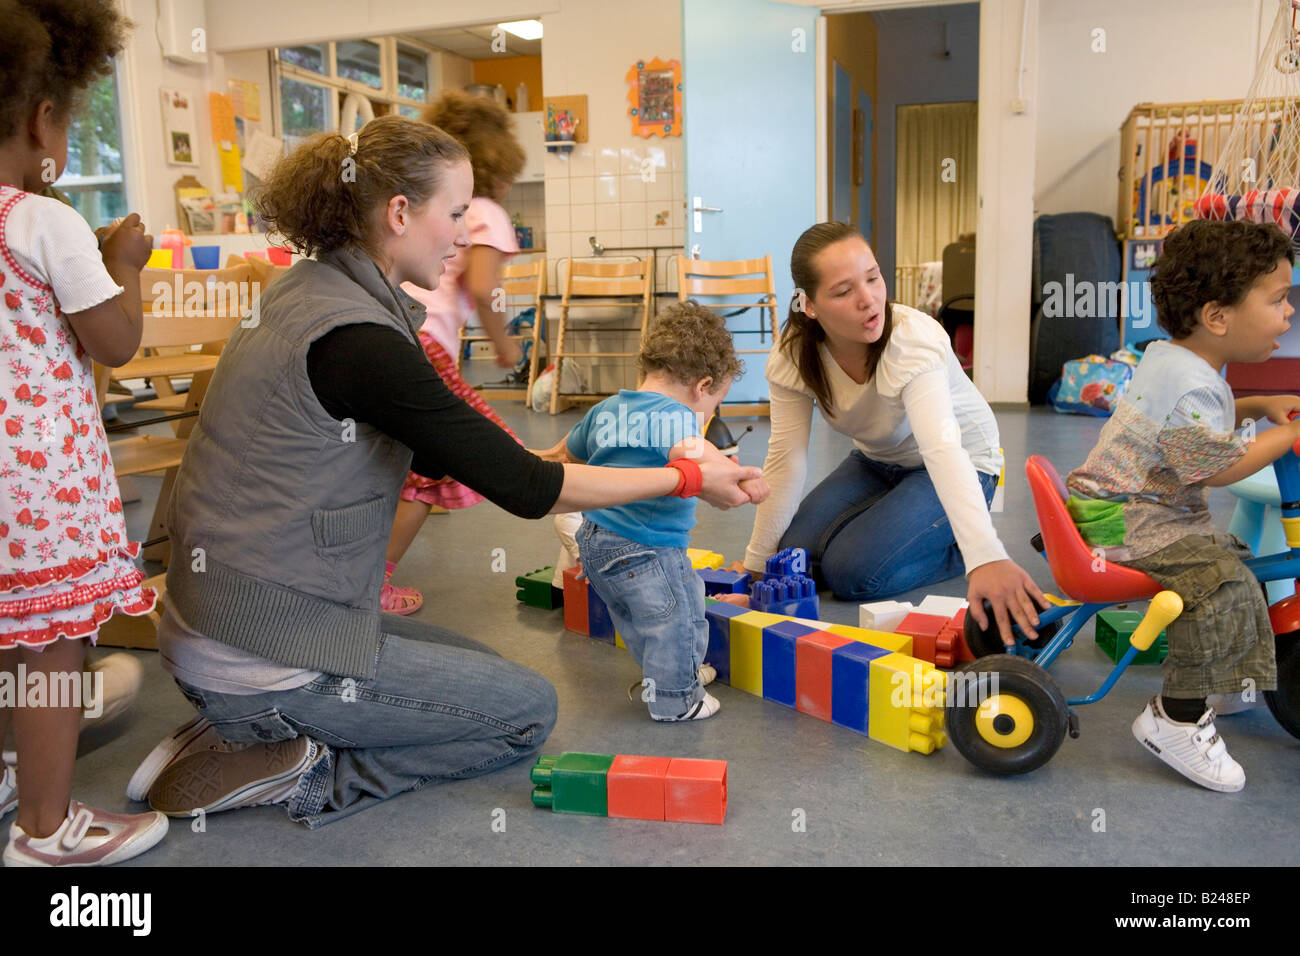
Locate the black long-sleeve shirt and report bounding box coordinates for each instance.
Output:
[306,323,564,519]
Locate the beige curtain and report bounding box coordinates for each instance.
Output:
[895,102,978,268]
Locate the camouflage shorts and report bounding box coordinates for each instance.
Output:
[1122,532,1277,699]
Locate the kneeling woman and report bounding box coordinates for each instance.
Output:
[744,222,1044,642]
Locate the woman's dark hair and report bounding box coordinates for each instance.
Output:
[639,300,744,389]
[421,90,525,199]
[0,0,131,140]
[253,114,469,259]
[1151,219,1294,339]
[780,221,893,414]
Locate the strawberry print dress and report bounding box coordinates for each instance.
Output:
[0,185,155,649]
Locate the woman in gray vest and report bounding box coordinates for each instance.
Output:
[126,116,763,827]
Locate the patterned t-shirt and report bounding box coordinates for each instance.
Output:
[1066,340,1247,561]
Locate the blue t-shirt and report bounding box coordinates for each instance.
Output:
[566,389,701,548]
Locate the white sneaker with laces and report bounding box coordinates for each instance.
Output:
[651,692,721,722]
[126,715,245,802]
[147,736,318,817]
[3,800,168,867]
[699,664,717,687]
[0,764,16,820]
[1132,697,1245,792]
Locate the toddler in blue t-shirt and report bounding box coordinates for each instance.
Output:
[544,302,768,720]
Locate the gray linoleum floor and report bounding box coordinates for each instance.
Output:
[72,401,1300,866]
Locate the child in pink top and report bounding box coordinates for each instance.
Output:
[383,92,528,614]
[0,0,168,866]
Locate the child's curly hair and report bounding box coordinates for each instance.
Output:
[0,0,131,140]
[1151,219,1294,338]
[639,301,744,392]
[421,90,525,199]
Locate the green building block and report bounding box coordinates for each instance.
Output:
[515,566,562,610]
[531,752,615,815]
[1095,609,1168,664]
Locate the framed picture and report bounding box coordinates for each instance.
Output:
[626,58,682,137]
[160,87,200,167]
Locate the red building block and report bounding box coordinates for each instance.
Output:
[562,564,589,636]
[607,754,672,821]
[795,631,853,721]
[934,609,975,668]
[664,758,728,824]
[896,612,950,665]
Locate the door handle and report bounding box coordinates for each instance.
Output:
[692,196,723,233]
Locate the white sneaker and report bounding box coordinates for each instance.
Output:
[699,664,717,687]
[126,715,245,802]
[1132,697,1245,792]
[0,764,16,820]
[1206,692,1258,716]
[651,692,721,722]
[3,800,168,867]
[147,737,318,817]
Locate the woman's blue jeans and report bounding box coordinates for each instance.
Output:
[778,449,999,601]
[172,614,558,828]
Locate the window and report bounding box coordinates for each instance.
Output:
[274,37,432,148]
[56,67,128,230]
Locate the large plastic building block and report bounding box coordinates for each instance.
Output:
[795,631,854,721]
[698,567,751,595]
[896,612,951,665]
[831,641,893,733]
[823,623,912,657]
[705,601,746,685]
[918,594,968,618]
[934,608,973,668]
[859,600,915,633]
[531,752,615,815]
[664,758,728,824]
[607,754,672,820]
[761,620,819,708]
[1095,609,1168,664]
[515,566,562,610]
[562,565,588,636]
[687,548,725,570]
[728,610,787,696]
[749,575,819,619]
[588,586,615,644]
[867,653,947,754]
[763,546,809,581]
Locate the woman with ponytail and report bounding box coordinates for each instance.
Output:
[132,116,762,827]
[744,222,1045,644]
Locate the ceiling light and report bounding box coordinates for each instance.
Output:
[498,20,543,41]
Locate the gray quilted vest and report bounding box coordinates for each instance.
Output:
[165,245,424,679]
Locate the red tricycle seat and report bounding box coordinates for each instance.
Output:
[1025,455,1162,603]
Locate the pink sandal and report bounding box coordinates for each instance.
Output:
[380,580,423,615]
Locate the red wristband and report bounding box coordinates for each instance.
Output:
[665,458,703,498]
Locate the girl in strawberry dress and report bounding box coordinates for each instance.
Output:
[0,0,166,867]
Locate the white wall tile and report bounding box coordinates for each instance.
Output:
[570,203,596,232]
[644,170,671,201]
[546,178,570,206]
[545,151,570,178]
[596,147,622,177]
[569,176,596,205]
[646,205,673,229]
[620,201,647,231]
[619,175,646,204]
[596,204,621,233]
[595,175,619,203]
[670,201,684,229]
[546,205,570,233]
[648,226,673,247]
[620,228,647,248]
[568,146,595,177]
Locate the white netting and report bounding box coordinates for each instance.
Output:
[1199,0,1300,237]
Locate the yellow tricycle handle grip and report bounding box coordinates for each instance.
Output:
[1130,590,1182,651]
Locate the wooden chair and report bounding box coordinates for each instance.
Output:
[549,257,653,414]
[676,255,780,417]
[455,258,547,405]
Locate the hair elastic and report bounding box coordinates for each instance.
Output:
[347,131,360,155]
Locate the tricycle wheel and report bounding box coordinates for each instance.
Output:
[945,656,1069,775]
[963,599,1061,657]
[1265,631,1300,741]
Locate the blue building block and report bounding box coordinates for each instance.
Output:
[750,575,819,619]
[698,567,751,596]
[764,547,809,582]
[704,601,746,686]
[831,641,893,734]
[588,587,615,644]
[762,620,820,708]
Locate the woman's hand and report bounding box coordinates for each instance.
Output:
[698,458,763,510]
[966,559,1048,646]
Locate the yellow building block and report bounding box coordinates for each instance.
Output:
[615,630,625,649]
[686,548,724,570]
[823,623,913,657]
[728,609,787,696]
[867,653,947,754]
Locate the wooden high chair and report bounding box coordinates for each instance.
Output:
[676,254,780,417]
[455,258,547,405]
[549,257,653,415]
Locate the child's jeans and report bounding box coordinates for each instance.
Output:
[1121,531,1277,699]
[577,519,707,719]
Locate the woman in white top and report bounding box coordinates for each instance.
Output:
[744,222,1045,643]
